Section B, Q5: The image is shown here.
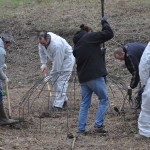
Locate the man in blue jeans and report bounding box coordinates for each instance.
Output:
[73,17,114,135]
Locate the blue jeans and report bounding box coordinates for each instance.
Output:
[77,77,108,132]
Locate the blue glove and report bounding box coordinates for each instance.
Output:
[100,16,107,22]
[100,16,108,23]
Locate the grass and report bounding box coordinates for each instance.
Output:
[0,0,150,84]
[0,0,65,6]
[0,0,30,5]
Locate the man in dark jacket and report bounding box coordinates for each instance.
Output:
[114,42,146,108]
[73,17,114,135]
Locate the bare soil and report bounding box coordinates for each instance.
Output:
[0,0,150,149]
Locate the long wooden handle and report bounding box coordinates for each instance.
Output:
[43,69,52,96]
[5,80,11,118]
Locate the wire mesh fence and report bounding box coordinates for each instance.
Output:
[11,70,139,136]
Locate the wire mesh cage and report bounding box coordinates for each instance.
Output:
[17,70,135,133]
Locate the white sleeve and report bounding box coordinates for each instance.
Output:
[50,46,65,74]
[38,44,47,64]
[139,42,150,85]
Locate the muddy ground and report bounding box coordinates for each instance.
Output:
[0,0,150,149]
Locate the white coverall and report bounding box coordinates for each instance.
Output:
[138,42,150,137]
[38,32,75,108]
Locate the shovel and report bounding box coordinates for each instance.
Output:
[43,69,53,110]
[5,72,11,118]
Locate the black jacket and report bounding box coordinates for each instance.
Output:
[73,20,114,83]
[123,43,146,88]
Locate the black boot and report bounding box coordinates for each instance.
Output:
[0,102,19,126]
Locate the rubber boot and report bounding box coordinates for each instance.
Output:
[0,102,19,126]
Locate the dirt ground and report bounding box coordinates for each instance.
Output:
[1,78,150,150]
[0,0,150,149]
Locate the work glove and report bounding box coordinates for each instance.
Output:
[3,64,7,70]
[5,77,9,83]
[41,64,47,72]
[127,86,132,96]
[100,16,108,24]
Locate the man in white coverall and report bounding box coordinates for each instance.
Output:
[137,42,150,138]
[38,32,75,111]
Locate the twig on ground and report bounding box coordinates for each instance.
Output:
[71,137,76,150]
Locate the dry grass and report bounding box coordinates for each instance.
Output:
[0,0,150,86]
[0,0,150,149]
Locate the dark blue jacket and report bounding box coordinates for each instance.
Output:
[123,43,146,88]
